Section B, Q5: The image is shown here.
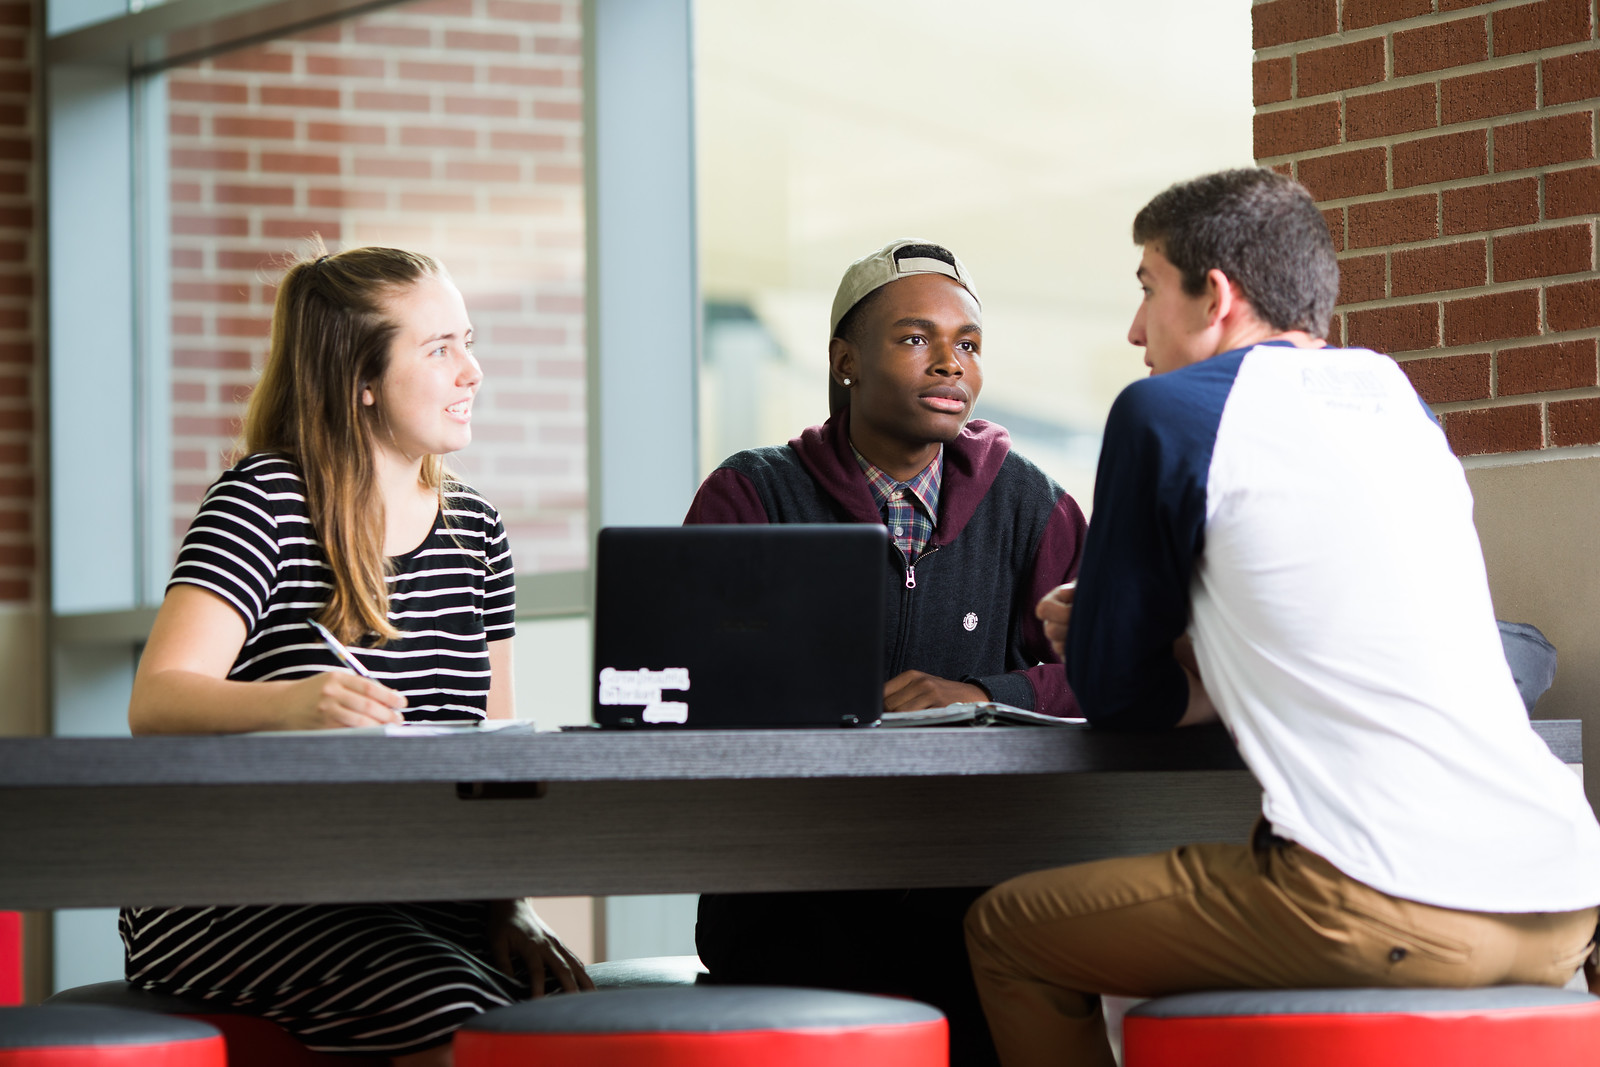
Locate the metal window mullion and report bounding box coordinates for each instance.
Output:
[47,60,138,617]
[584,0,702,969]
[132,69,170,606]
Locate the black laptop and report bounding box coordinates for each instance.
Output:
[592,525,889,728]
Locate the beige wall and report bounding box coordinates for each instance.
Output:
[1467,453,1600,813]
[0,606,43,1000]
[515,615,598,961]
[0,606,42,738]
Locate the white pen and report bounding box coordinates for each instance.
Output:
[308,619,378,680]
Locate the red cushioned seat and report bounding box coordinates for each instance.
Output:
[0,915,19,1007]
[1123,986,1600,1067]
[42,983,383,1067]
[454,986,948,1067]
[0,1005,224,1066]
[45,963,714,1063]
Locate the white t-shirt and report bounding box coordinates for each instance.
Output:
[1068,342,1600,912]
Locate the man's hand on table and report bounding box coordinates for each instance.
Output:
[488,898,596,996]
[883,671,988,712]
[1036,582,1075,659]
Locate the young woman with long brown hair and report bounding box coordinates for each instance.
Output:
[120,244,592,1064]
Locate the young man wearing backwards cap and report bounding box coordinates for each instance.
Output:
[963,168,1600,1067]
[685,239,1088,1066]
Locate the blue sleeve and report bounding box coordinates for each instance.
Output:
[1067,360,1235,730]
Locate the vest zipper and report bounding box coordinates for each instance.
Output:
[905,544,937,588]
[891,545,939,673]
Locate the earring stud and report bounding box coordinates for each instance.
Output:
[842,378,852,386]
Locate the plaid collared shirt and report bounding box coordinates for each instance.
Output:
[852,445,942,564]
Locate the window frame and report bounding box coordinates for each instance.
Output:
[43,0,701,647]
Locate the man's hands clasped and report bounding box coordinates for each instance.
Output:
[1036,582,1075,660]
[880,584,1080,713]
[883,670,988,712]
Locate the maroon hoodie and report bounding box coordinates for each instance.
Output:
[685,414,1085,714]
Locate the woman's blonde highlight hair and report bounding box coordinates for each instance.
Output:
[244,239,446,644]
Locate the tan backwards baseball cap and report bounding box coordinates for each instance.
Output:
[828,239,980,338]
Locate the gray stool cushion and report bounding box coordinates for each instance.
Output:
[44,980,248,1015]
[0,1004,219,1047]
[1128,986,1598,1018]
[43,980,388,1066]
[463,986,943,1034]
[588,955,708,989]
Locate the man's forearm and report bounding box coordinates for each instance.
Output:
[1177,664,1219,726]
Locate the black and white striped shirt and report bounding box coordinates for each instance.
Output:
[121,457,524,1054]
[173,453,516,721]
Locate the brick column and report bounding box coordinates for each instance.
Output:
[1254,0,1598,458]
[0,0,34,603]
[0,0,40,1006]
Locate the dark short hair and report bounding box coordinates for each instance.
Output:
[1132,169,1338,337]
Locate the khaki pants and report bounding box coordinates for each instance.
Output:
[964,826,1599,1067]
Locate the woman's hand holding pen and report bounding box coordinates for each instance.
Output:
[282,671,406,730]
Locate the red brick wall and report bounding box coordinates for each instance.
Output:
[1254,0,1599,457]
[0,0,32,604]
[170,0,587,572]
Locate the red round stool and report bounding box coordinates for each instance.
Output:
[1123,986,1600,1066]
[453,986,948,1067]
[0,914,20,1007]
[0,1005,224,1066]
[42,983,384,1067]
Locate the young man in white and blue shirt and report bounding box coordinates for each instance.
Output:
[964,169,1600,1067]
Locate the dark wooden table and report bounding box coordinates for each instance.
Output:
[0,721,1581,909]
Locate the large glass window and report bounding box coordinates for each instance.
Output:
[695,0,1252,507]
[46,0,599,989]
[166,0,586,571]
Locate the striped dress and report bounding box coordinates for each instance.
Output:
[120,453,525,1055]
